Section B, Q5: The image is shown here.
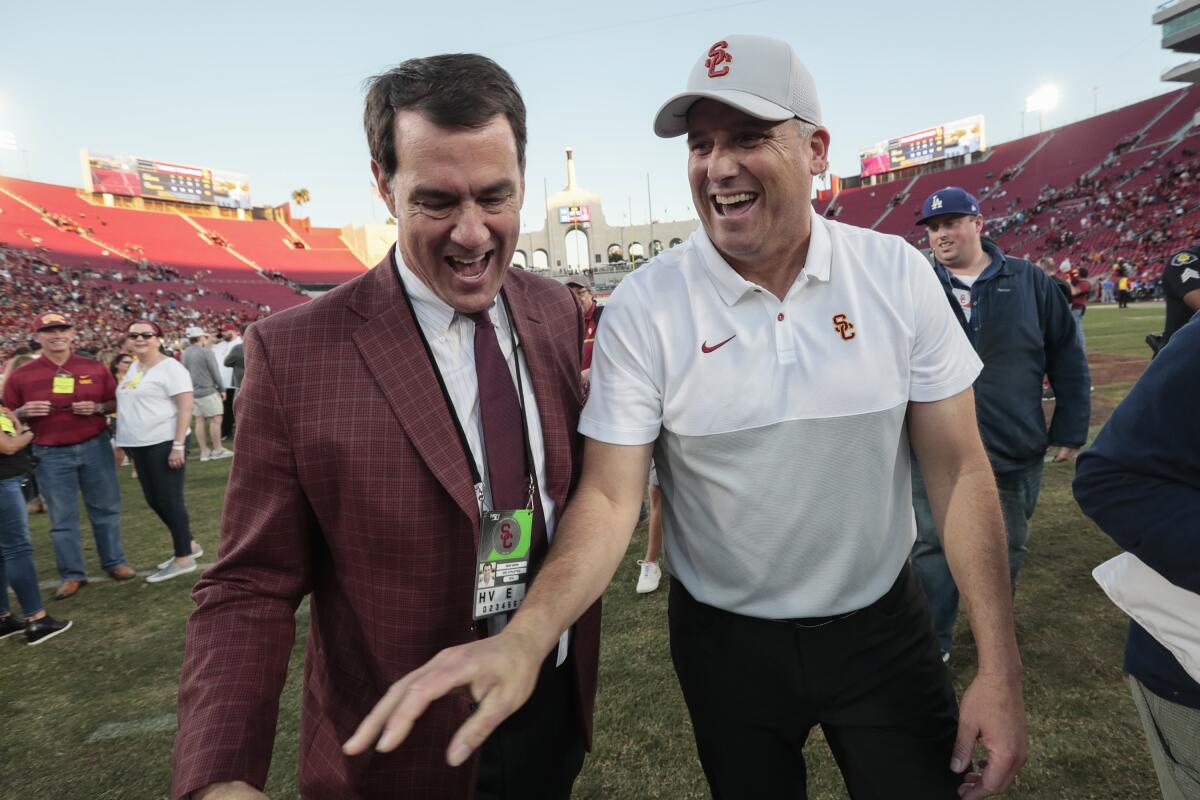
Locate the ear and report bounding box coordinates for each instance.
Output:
[808,127,831,176]
[973,215,985,236]
[370,160,398,218]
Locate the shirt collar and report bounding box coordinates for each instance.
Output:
[395,244,457,336]
[694,206,832,306]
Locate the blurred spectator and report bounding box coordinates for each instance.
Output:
[211,324,242,440]
[180,328,230,462]
[114,320,202,583]
[1161,245,1200,344]
[2,312,134,599]
[1069,267,1091,353]
[0,400,73,645]
[108,352,136,478]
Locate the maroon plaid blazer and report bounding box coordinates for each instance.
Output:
[172,258,602,799]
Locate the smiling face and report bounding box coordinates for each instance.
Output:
[34,325,74,359]
[372,111,525,314]
[924,214,985,271]
[686,100,829,272]
[126,324,161,359]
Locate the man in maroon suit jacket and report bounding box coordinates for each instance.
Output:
[173,54,601,800]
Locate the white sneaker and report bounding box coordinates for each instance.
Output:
[199,451,212,462]
[146,559,198,583]
[210,449,233,461]
[636,560,661,594]
[158,544,203,571]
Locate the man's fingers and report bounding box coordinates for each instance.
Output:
[343,674,420,755]
[344,650,478,755]
[443,679,528,767]
[949,719,978,773]
[958,751,1019,800]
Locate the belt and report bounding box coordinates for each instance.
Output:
[34,431,103,448]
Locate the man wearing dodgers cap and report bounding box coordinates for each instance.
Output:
[911,187,1089,668]
[352,36,1026,799]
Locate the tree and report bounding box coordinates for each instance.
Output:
[291,188,311,213]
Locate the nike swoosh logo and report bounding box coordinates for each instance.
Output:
[701,335,736,353]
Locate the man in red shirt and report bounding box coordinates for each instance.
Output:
[3,312,134,599]
[566,278,603,396]
[1069,267,1091,352]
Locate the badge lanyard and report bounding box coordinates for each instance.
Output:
[398,282,538,516]
[398,279,543,622]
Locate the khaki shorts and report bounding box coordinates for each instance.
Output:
[193,393,224,418]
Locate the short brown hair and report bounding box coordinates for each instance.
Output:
[364,54,527,186]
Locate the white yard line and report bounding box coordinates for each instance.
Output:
[85,714,176,743]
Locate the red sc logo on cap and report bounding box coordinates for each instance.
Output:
[706,40,732,78]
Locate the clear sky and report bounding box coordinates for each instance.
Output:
[0,0,1183,233]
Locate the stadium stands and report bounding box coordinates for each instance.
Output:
[0,176,367,287]
[836,82,1200,280]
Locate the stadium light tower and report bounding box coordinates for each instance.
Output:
[1025,85,1061,133]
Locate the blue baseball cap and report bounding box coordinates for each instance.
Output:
[916,187,981,225]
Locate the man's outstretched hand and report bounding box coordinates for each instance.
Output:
[952,671,1028,799]
[343,629,545,766]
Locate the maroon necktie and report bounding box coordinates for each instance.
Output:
[469,310,548,567]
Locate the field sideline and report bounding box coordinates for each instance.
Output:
[0,304,1168,798]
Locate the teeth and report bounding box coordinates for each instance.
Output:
[714,193,756,205]
[451,254,486,265]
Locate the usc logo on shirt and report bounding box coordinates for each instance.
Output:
[832,314,856,341]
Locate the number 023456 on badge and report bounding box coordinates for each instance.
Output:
[473,509,533,621]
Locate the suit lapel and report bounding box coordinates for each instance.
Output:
[349,259,479,528]
[506,280,572,509]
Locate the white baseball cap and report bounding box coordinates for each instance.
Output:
[185,326,206,339]
[653,35,822,138]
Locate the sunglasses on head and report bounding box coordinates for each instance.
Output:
[127,332,157,340]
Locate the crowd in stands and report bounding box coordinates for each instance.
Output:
[0,243,266,354]
[897,143,1200,293]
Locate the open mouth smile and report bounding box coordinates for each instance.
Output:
[446,251,493,280]
[711,192,759,218]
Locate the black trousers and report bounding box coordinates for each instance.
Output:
[475,652,585,800]
[220,388,236,439]
[124,439,193,558]
[669,564,961,799]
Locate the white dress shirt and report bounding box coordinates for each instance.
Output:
[396,248,568,664]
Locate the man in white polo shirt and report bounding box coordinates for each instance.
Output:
[350,35,1027,800]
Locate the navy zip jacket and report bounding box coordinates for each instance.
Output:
[1072,316,1200,709]
[931,241,1090,472]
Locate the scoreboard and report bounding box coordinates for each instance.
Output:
[83,150,250,208]
[858,115,985,178]
[137,159,214,204]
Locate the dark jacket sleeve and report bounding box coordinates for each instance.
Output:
[1072,317,1200,592]
[223,344,244,370]
[1040,269,1091,447]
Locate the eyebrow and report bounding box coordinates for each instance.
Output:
[687,118,782,145]
[409,180,517,203]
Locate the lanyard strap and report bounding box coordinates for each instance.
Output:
[398,278,536,512]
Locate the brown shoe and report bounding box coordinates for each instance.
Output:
[53,579,87,600]
[106,565,137,581]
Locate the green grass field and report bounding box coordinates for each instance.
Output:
[0,304,1168,799]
